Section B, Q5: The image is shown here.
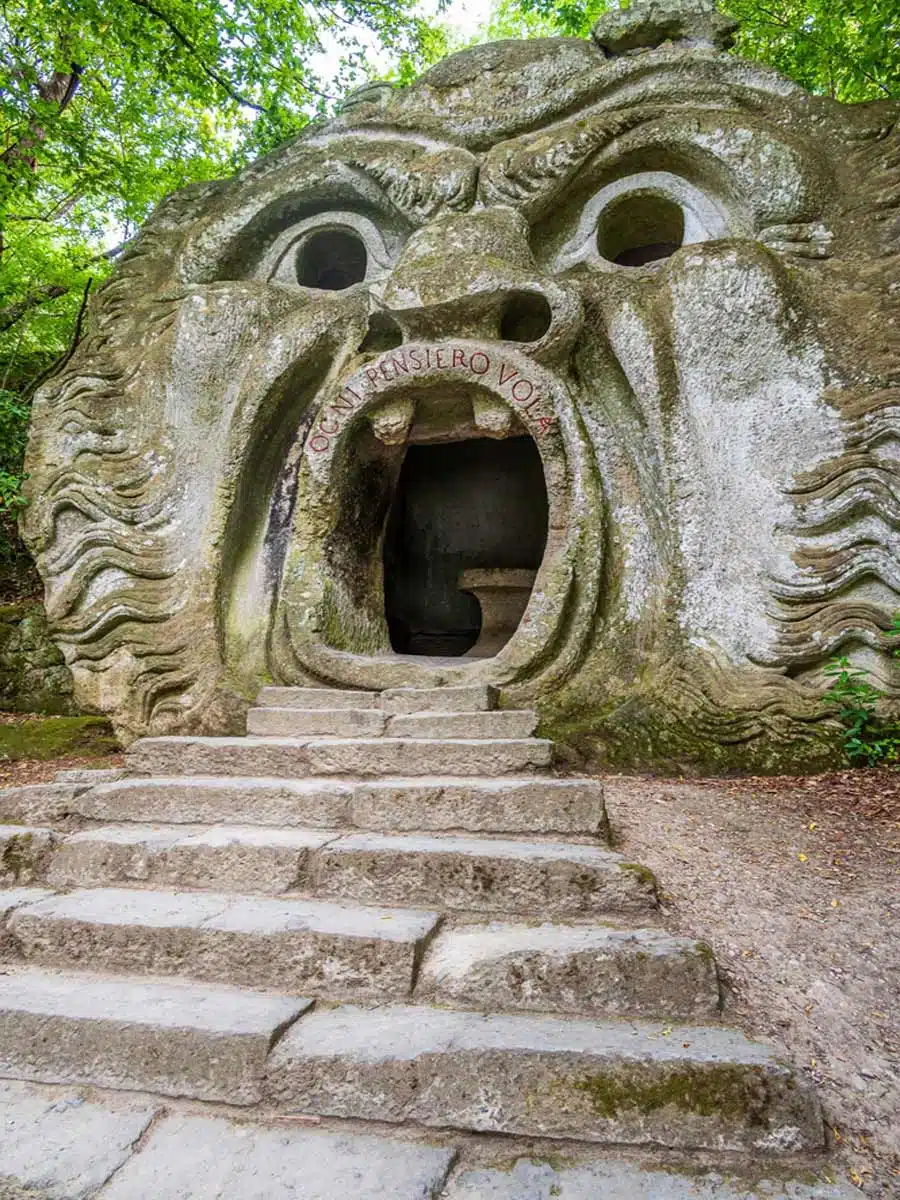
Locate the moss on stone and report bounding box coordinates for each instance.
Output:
[574,1063,770,1123]
[0,715,119,762]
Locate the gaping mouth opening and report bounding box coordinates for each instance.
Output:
[258,338,602,693]
[331,378,550,662]
[383,434,548,658]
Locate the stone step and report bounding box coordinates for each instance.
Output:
[247,708,388,738]
[127,736,554,779]
[387,710,538,739]
[246,707,538,740]
[48,824,332,894]
[0,966,309,1104]
[8,887,440,1001]
[0,825,57,886]
[416,922,721,1020]
[263,1003,824,1152]
[257,687,379,709]
[46,826,647,915]
[74,775,609,838]
[313,833,657,916]
[380,685,497,713]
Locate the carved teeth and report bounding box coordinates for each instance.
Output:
[472,393,514,439]
[369,396,415,445]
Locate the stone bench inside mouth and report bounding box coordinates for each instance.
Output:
[458,568,538,659]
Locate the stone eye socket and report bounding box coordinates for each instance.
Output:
[254,210,394,291]
[296,228,368,290]
[596,192,685,267]
[550,170,729,275]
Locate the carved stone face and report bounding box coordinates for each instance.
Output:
[23,35,900,768]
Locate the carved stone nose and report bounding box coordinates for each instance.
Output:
[380,206,582,355]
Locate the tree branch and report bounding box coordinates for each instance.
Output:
[0,284,68,334]
[23,278,93,401]
[124,0,269,112]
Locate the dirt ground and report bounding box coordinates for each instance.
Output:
[604,770,900,1197]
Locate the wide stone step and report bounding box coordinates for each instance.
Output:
[48,824,332,893]
[0,825,57,886]
[127,736,554,778]
[247,707,388,737]
[380,684,496,714]
[417,922,720,1019]
[387,710,538,739]
[246,708,538,740]
[263,1003,824,1152]
[73,775,609,837]
[257,687,379,709]
[8,887,440,1000]
[46,826,647,914]
[254,685,497,714]
[313,833,657,916]
[0,966,308,1103]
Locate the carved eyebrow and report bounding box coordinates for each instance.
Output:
[478,110,659,218]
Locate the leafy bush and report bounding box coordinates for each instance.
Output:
[823,615,900,766]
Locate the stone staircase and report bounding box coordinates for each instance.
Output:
[0,684,848,1196]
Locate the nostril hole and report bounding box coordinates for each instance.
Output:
[500,292,552,343]
[359,311,404,354]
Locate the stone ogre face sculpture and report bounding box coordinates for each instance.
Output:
[23,13,900,769]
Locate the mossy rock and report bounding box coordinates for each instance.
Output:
[0,716,119,762]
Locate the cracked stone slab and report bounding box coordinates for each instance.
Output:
[0,966,310,1104]
[0,1079,157,1200]
[417,921,720,1019]
[442,1156,856,1199]
[48,824,332,893]
[12,886,440,999]
[313,833,656,915]
[97,1113,456,1199]
[264,1003,824,1152]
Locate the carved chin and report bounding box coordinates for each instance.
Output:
[221,336,604,696]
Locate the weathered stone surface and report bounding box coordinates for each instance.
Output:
[417,922,720,1018]
[380,685,496,714]
[12,886,439,999]
[0,888,54,958]
[128,736,554,778]
[0,783,81,826]
[19,10,900,774]
[76,776,356,827]
[48,824,330,892]
[443,1157,857,1199]
[0,1079,157,1200]
[0,966,310,1103]
[313,833,656,914]
[0,826,57,886]
[54,767,126,785]
[305,738,553,777]
[0,601,77,716]
[592,0,739,55]
[247,707,387,737]
[99,1113,456,1200]
[350,776,608,837]
[73,774,608,836]
[386,710,539,739]
[257,687,379,709]
[264,1004,824,1151]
